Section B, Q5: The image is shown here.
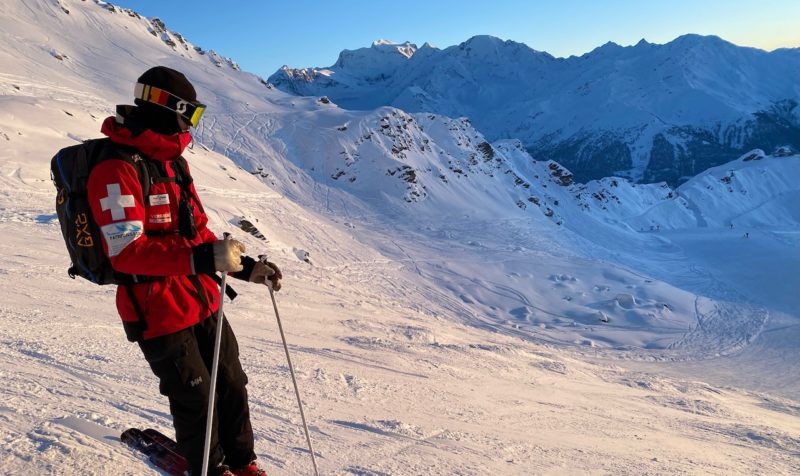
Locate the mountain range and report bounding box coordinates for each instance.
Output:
[270,35,800,185]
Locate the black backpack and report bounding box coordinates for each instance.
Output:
[51,138,151,285]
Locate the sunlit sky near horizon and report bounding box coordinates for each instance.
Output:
[111,0,800,78]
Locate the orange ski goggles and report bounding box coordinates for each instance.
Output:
[134,82,207,127]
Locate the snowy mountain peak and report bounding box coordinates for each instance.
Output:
[457,35,550,58]
[587,41,625,56]
[370,39,417,56]
[673,33,727,45]
[459,34,506,48]
[668,33,744,54]
[333,40,418,69]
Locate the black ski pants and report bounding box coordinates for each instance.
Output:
[138,313,256,474]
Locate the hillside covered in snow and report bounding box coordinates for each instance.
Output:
[270,35,800,185]
[1,1,799,474]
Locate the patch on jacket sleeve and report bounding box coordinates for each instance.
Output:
[99,183,136,221]
[101,220,143,257]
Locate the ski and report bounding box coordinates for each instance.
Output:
[121,427,190,476]
[143,428,182,456]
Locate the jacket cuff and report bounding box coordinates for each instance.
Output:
[191,243,216,275]
[231,255,256,281]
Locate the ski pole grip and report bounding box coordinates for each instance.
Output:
[258,255,274,290]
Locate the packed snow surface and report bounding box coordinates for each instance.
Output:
[0,1,798,474]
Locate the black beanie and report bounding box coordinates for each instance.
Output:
[133,66,197,135]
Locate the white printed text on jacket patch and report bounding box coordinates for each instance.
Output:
[149,194,170,206]
[100,183,135,221]
[149,213,172,224]
[101,221,143,257]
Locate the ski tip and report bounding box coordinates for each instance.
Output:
[120,427,146,446]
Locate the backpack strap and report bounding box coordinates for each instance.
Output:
[65,138,111,195]
[103,143,152,200]
[210,273,238,302]
[172,156,205,213]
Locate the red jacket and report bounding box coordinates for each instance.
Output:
[88,117,220,340]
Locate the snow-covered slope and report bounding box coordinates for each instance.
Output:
[630,149,800,230]
[1,1,800,474]
[270,35,800,185]
[531,148,800,233]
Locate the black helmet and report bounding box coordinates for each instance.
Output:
[132,66,205,134]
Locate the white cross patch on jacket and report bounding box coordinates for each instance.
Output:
[100,183,135,221]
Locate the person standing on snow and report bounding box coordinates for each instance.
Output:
[87,66,278,476]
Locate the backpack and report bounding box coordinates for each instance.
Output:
[51,138,151,285]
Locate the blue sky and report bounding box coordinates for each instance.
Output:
[111,0,800,78]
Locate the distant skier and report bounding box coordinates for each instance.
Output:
[87,66,278,475]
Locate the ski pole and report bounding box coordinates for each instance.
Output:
[265,264,319,476]
[202,233,232,476]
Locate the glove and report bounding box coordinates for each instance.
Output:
[252,257,282,291]
[213,239,245,272]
